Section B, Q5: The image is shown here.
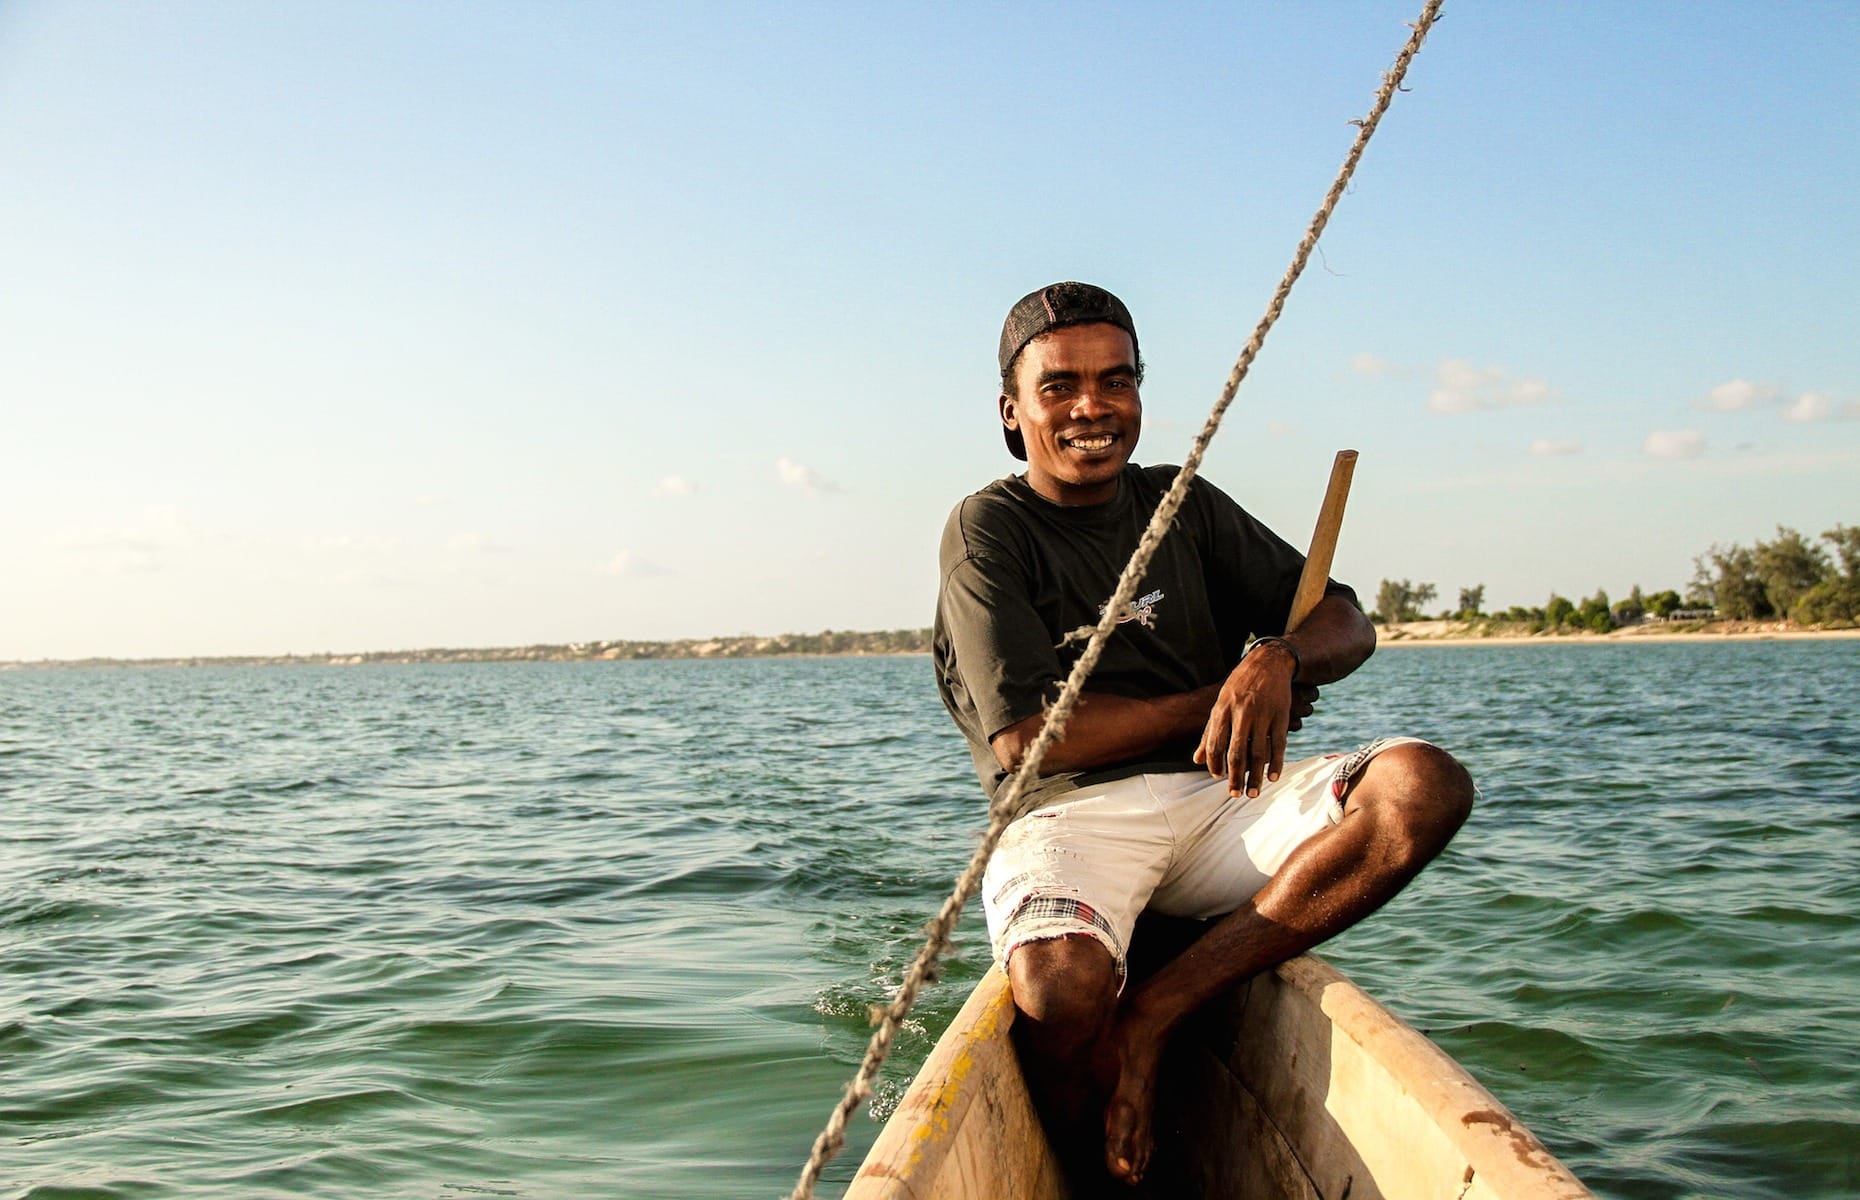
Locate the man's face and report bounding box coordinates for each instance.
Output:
[1001,322,1141,506]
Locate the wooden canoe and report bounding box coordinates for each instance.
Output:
[846,954,1594,1200]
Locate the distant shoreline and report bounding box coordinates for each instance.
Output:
[1368,617,1860,647]
[1374,619,1860,646]
[0,630,936,671]
[6,619,1859,671]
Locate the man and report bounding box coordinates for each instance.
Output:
[933,282,1474,1187]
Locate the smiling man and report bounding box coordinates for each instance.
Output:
[932,282,1476,1189]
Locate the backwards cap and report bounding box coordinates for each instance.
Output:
[996,282,1139,460]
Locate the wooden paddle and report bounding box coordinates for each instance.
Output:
[1285,449,1359,633]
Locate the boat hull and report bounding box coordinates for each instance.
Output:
[848,954,1592,1200]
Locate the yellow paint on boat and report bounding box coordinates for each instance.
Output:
[899,983,1004,1171]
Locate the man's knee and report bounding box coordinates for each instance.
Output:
[1007,935,1119,1055]
[1349,741,1475,860]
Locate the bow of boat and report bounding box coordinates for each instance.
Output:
[848,954,1593,1200]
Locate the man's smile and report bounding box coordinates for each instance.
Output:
[1062,431,1120,454]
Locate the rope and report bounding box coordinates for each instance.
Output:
[786,5,1444,1195]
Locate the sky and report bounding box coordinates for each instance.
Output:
[2,1,1856,661]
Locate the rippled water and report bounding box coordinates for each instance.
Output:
[3,643,1857,1199]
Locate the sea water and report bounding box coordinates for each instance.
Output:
[2,643,1856,1199]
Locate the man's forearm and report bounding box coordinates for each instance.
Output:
[987,597,1371,778]
[1273,594,1376,685]
[989,686,1219,775]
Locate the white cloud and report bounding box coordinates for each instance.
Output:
[1782,392,1831,423]
[656,475,698,496]
[1428,360,1500,414]
[1507,379,1554,406]
[1427,359,1557,414]
[776,457,842,492]
[1644,430,1705,459]
[606,550,670,577]
[1350,353,1404,377]
[1266,422,1294,436]
[1780,391,1858,423]
[52,505,191,551]
[1698,378,1778,412]
[445,531,508,554]
[1529,439,1582,457]
[50,505,193,574]
[304,533,399,552]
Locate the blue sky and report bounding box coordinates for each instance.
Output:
[3,2,1856,659]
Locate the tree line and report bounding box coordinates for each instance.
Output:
[1373,524,1860,632]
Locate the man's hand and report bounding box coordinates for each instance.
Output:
[1194,641,1302,798]
[1290,682,1320,731]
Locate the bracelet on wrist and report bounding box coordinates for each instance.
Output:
[1246,635,1302,682]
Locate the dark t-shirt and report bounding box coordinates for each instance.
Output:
[933,464,1357,806]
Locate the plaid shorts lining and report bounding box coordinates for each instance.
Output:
[1003,895,1124,962]
[1329,736,1396,801]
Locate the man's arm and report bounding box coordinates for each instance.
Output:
[987,594,1368,777]
[1196,593,1376,797]
[988,685,1221,775]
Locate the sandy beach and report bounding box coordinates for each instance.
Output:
[1375,620,1860,646]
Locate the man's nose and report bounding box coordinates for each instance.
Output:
[1070,388,1113,420]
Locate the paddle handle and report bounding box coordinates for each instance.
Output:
[1286,450,1358,634]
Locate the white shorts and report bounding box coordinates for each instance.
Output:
[981,737,1429,983]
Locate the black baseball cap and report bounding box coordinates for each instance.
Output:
[997,282,1139,460]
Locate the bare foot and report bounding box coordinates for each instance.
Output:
[1100,1014,1166,1185]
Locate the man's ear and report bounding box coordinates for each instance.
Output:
[999,393,1019,433]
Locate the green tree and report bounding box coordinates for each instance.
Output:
[1793,580,1854,624]
[1544,594,1575,627]
[1372,580,1399,624]
[1457,584,1486,618]
[1793,524,1860,624]
[1374,579,1438,624]
[1694,544,1769,618]
[1753,526,1831,616]
[1576,588,1614,633]
[1823,524,1860,581]
[1644,589,1683,618]
[1612,584,1646,625]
